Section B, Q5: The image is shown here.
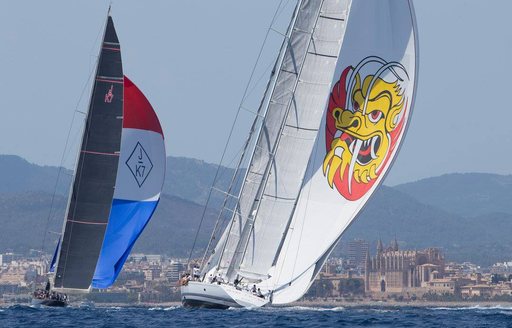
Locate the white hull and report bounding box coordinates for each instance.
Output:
[181,281,269,309]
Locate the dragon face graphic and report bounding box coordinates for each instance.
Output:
[323,57,409,200]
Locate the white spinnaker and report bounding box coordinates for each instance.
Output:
[262,0,418,304]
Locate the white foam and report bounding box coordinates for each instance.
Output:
[148,307,162,311]
[277,306,345,312]
[430,305,512,311]
[148,306,178,311]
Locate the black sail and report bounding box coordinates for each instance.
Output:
[54,16,123,290]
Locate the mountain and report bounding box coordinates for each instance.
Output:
[0,190,218,259]
[134,193,219,258]
[0,155,71,195]
[164,156,236,206]
[0,154,235,205]
[1,154,511,266]
[395,173,512,217]
[340,186,512,265]
[0,191,64,254]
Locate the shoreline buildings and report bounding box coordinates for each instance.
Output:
[365,239,444,293]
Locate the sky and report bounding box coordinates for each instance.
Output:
[0,0,511,185]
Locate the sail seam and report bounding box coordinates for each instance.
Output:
[318,15,344,21]
[262,194,295,201]
[307,51,337,58]
[298,79,331,86]
[96,78,123,84]
[67,219,108,225]
[97,75,123,80]
[284,124,319,132]
[81,150,120,156]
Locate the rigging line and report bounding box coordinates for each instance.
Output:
[240,0,288,104]
[210,143,247,189]
[241,1,294,101]
[274,0,294,25]
[40,17,108,257]
[198,134,255,270]
[243,53,280,106]
[230,0,319,277]
[201,0,299,274]
[242,1,295,103]
[215,3,298,274]
[187,0,287,267]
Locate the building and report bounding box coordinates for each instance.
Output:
[365,239,444,294]
[165,261,186,283]
[490,261,512,275]
[347,239,369,272]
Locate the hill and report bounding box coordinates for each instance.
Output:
[395,173,512,217]
[1,154,511,266]
[0,155,71,195]
[341,186,512,265]
[0,154,234,205]
[0,191,217,259]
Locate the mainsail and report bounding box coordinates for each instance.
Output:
[54,15,165,291]
[54,16,124,290]
[203,0,418,305]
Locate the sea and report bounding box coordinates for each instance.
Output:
[2,305,512,327]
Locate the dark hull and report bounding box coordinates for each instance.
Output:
[32,298,67,307]
[41,299,67,307]
[182,297,229,310]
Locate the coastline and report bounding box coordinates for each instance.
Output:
[289,299,512,308]
[4,299,512,309]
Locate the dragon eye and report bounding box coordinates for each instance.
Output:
[368,110,383,123]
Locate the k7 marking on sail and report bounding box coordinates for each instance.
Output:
[125,142,154,187]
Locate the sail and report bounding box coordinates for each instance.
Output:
[236,0,349,279]
[54,16,124,290]
[213,0,349,281]
[92,76,165,289]
[266,0,419,304]
[49,238,60,273]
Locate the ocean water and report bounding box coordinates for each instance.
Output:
[2,304,512,327]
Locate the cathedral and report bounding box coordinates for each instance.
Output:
[365,239,444,293]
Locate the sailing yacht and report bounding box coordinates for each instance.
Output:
[181,0,418,309]
[33,10,166,307]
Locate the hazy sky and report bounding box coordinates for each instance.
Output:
[1,0,511,185]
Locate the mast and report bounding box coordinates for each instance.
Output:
[211,0,303,277]
[225,0,320,280]
[226,0,350,281]
[54,13,124,290]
